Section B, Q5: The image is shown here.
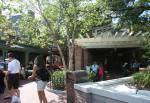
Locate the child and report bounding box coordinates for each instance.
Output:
[0,68,5,96]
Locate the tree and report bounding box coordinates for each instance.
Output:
[0,13,16,45]
[0,0,23,45]
[1,0,111,70]
[108,0,150,32]
[18,13,51,48]
[39,0,111,70]
[23,0,108,70]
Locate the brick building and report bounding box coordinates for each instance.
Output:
[74,37,144,73]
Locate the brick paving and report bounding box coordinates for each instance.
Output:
[0,80,67,103]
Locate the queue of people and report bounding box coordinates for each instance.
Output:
[86,62,104,81]
[122,60,140,76]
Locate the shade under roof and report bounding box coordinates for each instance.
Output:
[75,37,145,49]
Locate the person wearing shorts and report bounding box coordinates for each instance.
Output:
[28,55,48,103]
[6,52,21,98]
[36,80,47,91]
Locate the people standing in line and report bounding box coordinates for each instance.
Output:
[28,55,49,103]
[5,52,21,98]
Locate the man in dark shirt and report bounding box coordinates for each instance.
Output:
[0,68,5,95]
[122,62,130,76]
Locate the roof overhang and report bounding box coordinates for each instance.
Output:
[75,37,145,49]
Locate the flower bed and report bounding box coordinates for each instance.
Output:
[126,68,150,92]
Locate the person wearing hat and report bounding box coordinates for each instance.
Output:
[5,52,21,98]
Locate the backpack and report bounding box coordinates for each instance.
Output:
[36,68,50,82]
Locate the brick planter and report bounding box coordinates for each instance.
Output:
[66,70,89,103]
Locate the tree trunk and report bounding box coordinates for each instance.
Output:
[56,43,67,70]
[68,40,74,71]
[68,29,75,71]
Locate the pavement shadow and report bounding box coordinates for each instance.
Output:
[19,79,32,87]
[48,93,67,103]
[20,80,31,85]
[48,99,66,103]
[46,88,67,103]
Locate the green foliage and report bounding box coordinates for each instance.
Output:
[109,0,150,32]
[2,0,149,71]
[142,35,150,58]
[18,14,51,48]
[0,14,16,44]
[51,70,66,90]
[1,0,112,46]
[132,72,150,89]
[80,0,111,35]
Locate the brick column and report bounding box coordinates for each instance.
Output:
[83,49,89,67]
[75,90,91,103]
[66,70,88,103]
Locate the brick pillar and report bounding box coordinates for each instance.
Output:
[75,90,91,103]
[66,70,88,103]
[83,49,89,67]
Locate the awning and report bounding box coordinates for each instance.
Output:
[75,37,145,49]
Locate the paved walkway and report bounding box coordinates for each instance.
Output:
[0,80,67,103]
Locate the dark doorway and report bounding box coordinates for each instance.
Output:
[89,48,140,74]
[29,52,40,63]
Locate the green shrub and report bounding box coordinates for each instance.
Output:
[51,70,66,90]
[88,72,97,82]
[132,72,150,89]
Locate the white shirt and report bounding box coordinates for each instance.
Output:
[91,64,99,73]
[8,59,21,74]
[86,66,91,73]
